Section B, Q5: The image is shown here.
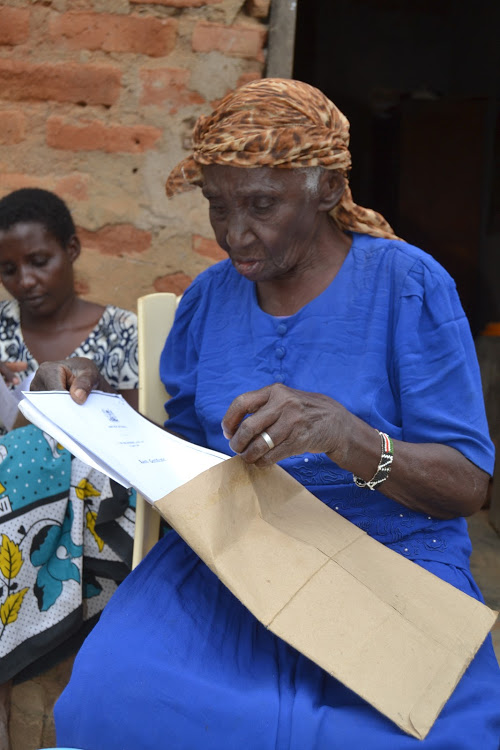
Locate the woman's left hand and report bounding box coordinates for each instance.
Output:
[222,383,351,465]
[221,383,490,519]
[0,360,28,386]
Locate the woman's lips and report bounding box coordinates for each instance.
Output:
[232,259,262,276]
[22,295,46,307]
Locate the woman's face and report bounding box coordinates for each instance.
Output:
[0,222,79,316]
[202,165,338,283]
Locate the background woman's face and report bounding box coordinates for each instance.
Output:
[0,222,76,316]
[202,165,329,283]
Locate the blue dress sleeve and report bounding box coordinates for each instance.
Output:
[159,278,207,446]
[392,260,494,474]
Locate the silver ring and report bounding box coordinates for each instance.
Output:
[260,430,275,451]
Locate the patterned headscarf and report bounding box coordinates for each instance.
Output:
[165,78,399,240]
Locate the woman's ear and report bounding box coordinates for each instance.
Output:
[66,234,81,263]
[318,171,346,212]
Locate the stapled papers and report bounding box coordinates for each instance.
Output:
[18,390,228,503]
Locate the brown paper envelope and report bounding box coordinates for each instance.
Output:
[154,455,498,740]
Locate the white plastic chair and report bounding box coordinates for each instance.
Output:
[131,292,178,569]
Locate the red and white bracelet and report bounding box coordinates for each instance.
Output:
[353,431,394,491]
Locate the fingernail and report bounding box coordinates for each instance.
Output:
[74,388,86,402]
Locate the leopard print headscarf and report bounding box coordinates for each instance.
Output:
[165,78,399,240]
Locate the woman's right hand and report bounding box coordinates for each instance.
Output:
[0,361,28,385]
[31,357,113,404]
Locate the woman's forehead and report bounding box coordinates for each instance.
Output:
[201,164,308,194]
[0,221,59,250]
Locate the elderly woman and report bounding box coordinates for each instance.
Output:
[33,79,499,749]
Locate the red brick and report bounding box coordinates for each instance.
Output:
[0,173,89,201]
[245,0,271,19]
[55,174,90,202]
[74,278,90,296]
[47,117,162,153]
[50,12,177,57]
[192,234,226,262]
[236,71,262,88]
[0,110,27,145]
[154,272,192,295]
[130,0,220,6]
[0,60,121,106]
[0,174,51,196]
[0,7,30,46]
[77,225,152,256]
[192,21,266,59]
[139,68,204,111]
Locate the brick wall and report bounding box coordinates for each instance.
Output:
[0,0,269,310]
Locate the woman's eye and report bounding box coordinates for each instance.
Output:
[252,200,275,213]
[31,255,48,267]
[208,204,227,218]
[0,266,15,277]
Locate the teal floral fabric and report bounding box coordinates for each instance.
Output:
[0,303,138,682]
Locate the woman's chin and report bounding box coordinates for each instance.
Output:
[21,295,50,313]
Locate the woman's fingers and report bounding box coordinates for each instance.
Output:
[5,361,28,372]
[229,412,283,458]
[66,358,110,403]
[236,416,291,464]
[31,361,77,392]
[0,360,28,385]
[222,384,344,464]
[221,386,273,440]
[31,358,105,403]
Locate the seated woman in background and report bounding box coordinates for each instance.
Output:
[34,80,499,749]
[0,188,138,749]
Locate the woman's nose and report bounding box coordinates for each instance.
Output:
[18,267,37,289]
[225,212,253,250]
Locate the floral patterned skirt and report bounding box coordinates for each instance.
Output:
[0,424,135,683]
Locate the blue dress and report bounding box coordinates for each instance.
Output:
[55,234,500,749]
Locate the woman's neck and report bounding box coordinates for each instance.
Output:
[256,224,352,317]
[21,292,80,332]
[20,295,106,363]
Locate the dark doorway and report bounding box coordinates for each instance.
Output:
[293,0,500,335]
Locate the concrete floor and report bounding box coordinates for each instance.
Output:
[7,509,500,750]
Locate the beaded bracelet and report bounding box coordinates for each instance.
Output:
[353,431,394,491]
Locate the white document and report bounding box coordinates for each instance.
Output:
[18,390,229,503]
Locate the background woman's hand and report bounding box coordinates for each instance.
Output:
[221,384,350,465]
[31,357,113,404]
[0,360,28,385]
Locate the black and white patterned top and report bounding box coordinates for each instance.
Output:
[0,299,139,390]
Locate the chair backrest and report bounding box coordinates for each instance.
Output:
[132,292,178,568]
[137,291,178,425]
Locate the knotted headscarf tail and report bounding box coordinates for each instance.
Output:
[165,78,400,241]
